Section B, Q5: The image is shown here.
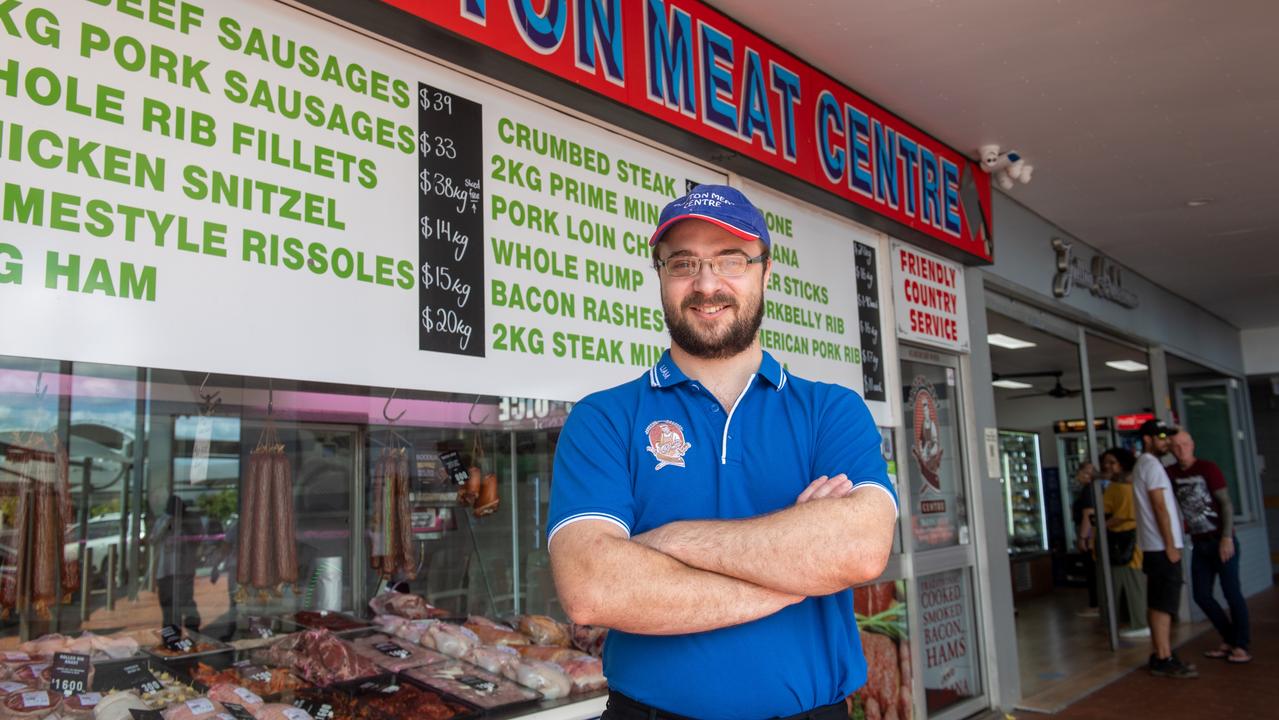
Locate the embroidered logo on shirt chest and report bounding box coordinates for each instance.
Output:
[645,420,692,470]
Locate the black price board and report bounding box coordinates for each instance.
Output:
[50,652,91,696]
[437,451,469,486]
[223,703,256,720]
[373,642,412,659]
[854,241,886,402]
[96,660,163,694]
[160,624,194,652]
[129,710,164,720]
[247,615,274,640]
[418,82,484,357]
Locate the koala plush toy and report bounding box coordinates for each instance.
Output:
[978,144,1034,190]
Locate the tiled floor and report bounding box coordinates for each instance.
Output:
[1020,584,1276,718]
[1015,586,1209,713]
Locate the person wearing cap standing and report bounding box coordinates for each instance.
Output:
[1131,419,1196,678]
[548,185,898,720]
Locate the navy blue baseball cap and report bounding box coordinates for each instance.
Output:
[648,184,771,249]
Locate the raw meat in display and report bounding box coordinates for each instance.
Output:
[404,662,541,709]
[366,592,443,620]
[556,656,607,693]
[465,646,519,676]
[514,646,582,664]
[514,616,570,647]
[417,622,478,659]
[92,692,149,720]
[260,630,378,687]
[58,691,102,720]
[569,624,608,657]
[189,663,305,699]
[17,637,66,659]
[161,697,227,720]
[347,634,448,673]
[507,660,571,700]
[472,472,499,517]
[11,663,51,688]
[2,690,59,720]
[462,618,527,647]
[236,425,298,600]
[376,618,436,645]
[0,433,78,620]
[855,631,903,720]
[0,683,33,699]
[369,448,415,582]
[205,685,263,713]
[342,680,470,720]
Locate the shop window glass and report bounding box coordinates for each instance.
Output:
[918,569,982,716]
[850,579,912,719]
[1176,383,1248,516]
[0,354,572,652]
[901,356,969,551]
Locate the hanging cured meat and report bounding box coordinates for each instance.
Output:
[236,424,298,600]
[369,446,415,581]
[0,432,78,619]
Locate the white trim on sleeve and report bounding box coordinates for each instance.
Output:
[547,512,632,548]
[852,481,900,518]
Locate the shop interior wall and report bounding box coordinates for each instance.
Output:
[986,195,1244,375]
[963,273,1021,713]
[1242,326,1279,375]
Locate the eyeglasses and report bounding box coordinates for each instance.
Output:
[655,252,768,278]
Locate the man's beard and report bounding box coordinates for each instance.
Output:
[664,288,765,359]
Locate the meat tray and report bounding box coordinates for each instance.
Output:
[402,662,542,711]
[142,629,230,660]
[161,649,311,701]
[330,674,479,720]
[200,617,304,651]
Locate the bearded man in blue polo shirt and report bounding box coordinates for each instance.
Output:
[548,185,898,720]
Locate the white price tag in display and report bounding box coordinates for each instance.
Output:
[0,683,26,693]
[22,692,50,708]
[186,699,216,715]
[282,707,312,720]
[77,693,102,706]
[233,688,262,705]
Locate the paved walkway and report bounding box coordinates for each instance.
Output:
[1022,584,1276,718]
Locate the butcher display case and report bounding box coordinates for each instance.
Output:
[999,430,1047,555]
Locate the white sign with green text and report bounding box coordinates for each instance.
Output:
[0,0,874,406]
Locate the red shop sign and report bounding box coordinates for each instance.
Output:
[381,0,994,262]
[1114,413,1154,432]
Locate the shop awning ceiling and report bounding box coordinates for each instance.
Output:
[708,0,1279,330]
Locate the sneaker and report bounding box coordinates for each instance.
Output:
[1075,607,1101,617]
[1149,654,1199,679]
[1120,626,1151,638]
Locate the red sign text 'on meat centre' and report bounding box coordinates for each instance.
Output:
[379,0,994,261]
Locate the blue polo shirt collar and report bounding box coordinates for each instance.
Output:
[648,350,788,390]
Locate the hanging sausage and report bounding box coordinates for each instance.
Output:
[0,431,78,619]
[235,422,298,601]
[369,445,415,581]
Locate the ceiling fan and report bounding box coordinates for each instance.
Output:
[993,371,1116,400]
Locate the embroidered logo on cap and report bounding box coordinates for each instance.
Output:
[645,420,692,470]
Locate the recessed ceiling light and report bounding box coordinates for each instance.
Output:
[1185,199,1211,208]
[1106,360,1149,372]
[987,333,1037,350]
[992,379,1034,389]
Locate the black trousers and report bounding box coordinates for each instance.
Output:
[601,691,847,720]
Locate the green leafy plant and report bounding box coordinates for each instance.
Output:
[196,488,238,523]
